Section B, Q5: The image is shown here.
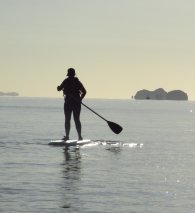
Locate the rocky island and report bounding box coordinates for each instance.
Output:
[134,88,188,101]
[0,91,19,97]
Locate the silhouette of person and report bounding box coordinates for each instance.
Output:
[57,68,86,141]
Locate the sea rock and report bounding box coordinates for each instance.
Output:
[167,90,188,100]
[134,88,188,100]
[0,91,19,96]
[134,88,167,100]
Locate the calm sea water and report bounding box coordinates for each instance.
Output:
[1,97,195,213]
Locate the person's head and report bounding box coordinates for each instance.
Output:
[67,68,75,77]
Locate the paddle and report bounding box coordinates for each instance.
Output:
[80,101,123,134]
[64,94,123,134]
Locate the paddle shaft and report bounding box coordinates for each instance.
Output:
[80,101,108,122]
[81,100,123,134]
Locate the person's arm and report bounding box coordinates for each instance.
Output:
[57,80,65,91]
[80,83,87,100]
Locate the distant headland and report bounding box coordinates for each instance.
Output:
[133,88,188,101]
[0,91,19,97]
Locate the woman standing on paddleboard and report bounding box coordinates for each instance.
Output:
[57,68,87,141]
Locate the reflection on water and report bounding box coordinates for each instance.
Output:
[62,151,81,180]
[105,146,122,153]
[60,151,82,211]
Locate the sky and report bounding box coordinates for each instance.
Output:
[1,0,195,99]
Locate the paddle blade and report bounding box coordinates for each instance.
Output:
[107,121,123,134]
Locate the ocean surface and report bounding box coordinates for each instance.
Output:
[1,97,195,213]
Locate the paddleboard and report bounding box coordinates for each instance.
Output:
[48,139,91,147]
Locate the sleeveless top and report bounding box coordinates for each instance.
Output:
[59,77,86,101]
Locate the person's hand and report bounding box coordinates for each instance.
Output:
[57,86,61,91]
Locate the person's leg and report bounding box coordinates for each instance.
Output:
[73,103,82,140]
[64,102,72,140]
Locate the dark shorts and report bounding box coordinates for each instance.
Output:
[64,98,81,121]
